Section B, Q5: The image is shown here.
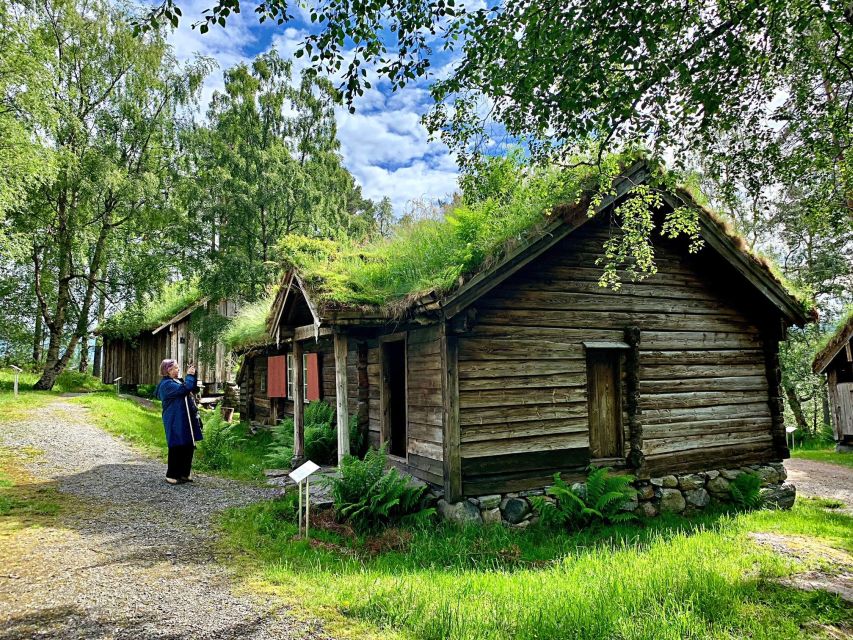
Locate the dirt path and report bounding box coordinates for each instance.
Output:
[0,399,331,640]
[785,458,853,514]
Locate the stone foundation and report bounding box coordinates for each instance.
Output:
[433,463,796,527]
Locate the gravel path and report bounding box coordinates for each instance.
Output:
[785,457,853,514]
[0,399,332,640]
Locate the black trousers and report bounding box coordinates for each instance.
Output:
[167,445,195,480]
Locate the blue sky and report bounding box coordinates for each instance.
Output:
[166,1,461,214]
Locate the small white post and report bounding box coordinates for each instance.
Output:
[10,365,22,396]
[114,376,122,397]
[289,460,320,539]
[298,479,303,534]
[305,477,310,538]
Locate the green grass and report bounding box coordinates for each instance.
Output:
[222,293,276,351]
[67,394,272,481]
[219,498,853,640]
[791,444,853,469]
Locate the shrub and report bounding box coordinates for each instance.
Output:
[265,401,365,468]
[729,472,763,509]
[531,467,637,529]
[197,411,238,471]
[326,447,434,533]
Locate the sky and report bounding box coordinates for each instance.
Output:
[166,1,461,215]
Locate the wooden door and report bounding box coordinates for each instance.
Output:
[586,350,623,459]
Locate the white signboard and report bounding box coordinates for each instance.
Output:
[289,460,320,484]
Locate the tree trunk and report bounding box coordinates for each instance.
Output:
[78,333,89,373]
[33,307,43,365]
[784,381,809,433]
[92,284,106,379]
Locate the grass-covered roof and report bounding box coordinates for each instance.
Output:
[99,281,202,340]
[222,292,277,352]
[276,155,812,323]
[813,306,853,374]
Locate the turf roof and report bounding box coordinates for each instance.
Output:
[99,281,203,340]
[274,159,812,325]
[813,306,853,374]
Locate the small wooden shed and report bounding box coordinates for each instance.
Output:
[101,298,238,392]
[246,161,810,501]
[813,314,853,449]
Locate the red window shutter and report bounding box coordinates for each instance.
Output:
[306,353,320,401]
[267,355,287,398]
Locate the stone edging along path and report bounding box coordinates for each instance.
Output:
[0,398,333,640]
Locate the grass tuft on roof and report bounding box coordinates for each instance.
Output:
[100,281,202,339]
[222,292,276,352]
[813,305,853,372]
[279,153,615,310]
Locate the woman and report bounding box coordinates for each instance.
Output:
[156,359,203,485]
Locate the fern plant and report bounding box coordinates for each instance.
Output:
[197,411,238,471]
[325,446,434,533]
[729,472,763,509]
[531,467,637,529]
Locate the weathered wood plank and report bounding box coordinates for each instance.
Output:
[460,372,587,391]
[460,387,584,408]
[641,390,771,410]
[640,375,768,393]
[409,437,443,460]
[459,359,585,378]
[441,325,461,500]
[333,332,350,463]
[643,402,772,426]
[643,433,772,456]
[461,432,589,458]
[460,403,587,426]
[461,447,590,476]
[461,418,589,442]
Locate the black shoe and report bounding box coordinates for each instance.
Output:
[180,477,193,483]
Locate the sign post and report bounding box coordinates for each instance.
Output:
[113,376,122,397]
[289,460,320,538]
[786,426,797,451]
[10,365,22,396]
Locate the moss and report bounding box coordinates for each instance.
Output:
[99,281,202,339]
[222,292,276,352]
[279,155,808,319]
[813,305,853,371]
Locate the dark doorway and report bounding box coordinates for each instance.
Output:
[383,339,407,457]
[586,349,623,459]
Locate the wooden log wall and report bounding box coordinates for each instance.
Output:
[456,219,780,494]
[102,332,170,386]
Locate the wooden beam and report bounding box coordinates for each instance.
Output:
[334,331,350,464]
[292,340,305,466]
[440,323,462,501]
[293,324,332,342]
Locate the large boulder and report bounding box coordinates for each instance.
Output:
[760,483,796,510]
[437,499,483,526]
[662,475,679,488]
[500,497,531,524]
[659,488,686,513]
[634,501,658,518]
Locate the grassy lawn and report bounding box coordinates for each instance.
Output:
[219,497,853,640]
[0,447,65,532]
[791,445,853,469]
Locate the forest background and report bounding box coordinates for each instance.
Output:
[0,0,851,443]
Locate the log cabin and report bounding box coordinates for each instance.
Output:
[101,298,238,393]
[813,312,853,450]
[242,161,810,510]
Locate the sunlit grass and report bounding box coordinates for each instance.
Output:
[791,446,853,469]
[219,498,853,640]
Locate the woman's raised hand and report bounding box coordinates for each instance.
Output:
[187,364,197,376]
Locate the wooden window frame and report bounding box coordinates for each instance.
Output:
[287,353,311,401]
[379,332,408,462]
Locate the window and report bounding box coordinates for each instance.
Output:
[287,353,312,401]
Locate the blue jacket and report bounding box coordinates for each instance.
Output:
[156,375,203,447]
